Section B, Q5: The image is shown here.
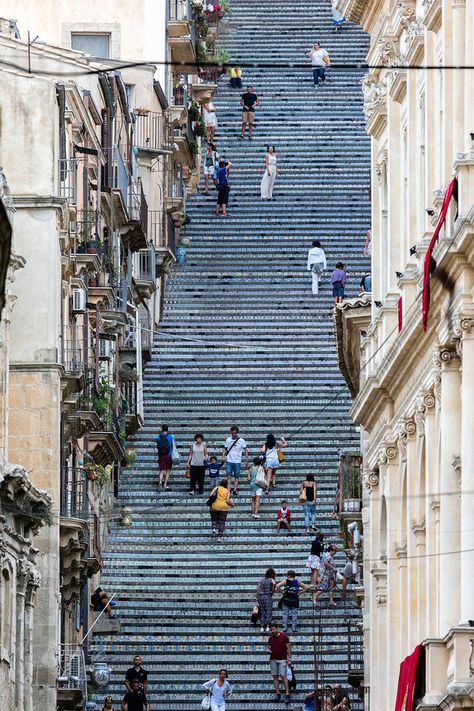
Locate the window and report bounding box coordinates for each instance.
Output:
[71,33,110,58]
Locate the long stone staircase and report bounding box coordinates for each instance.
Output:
[90,1,370,708]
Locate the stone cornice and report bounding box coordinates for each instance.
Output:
[0,459,52,532]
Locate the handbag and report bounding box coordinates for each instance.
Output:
[171,443,180,465]
[323,54,330,65]
[251,604,260,624]
[206,490,218,506]
[185,465,191,479]
[298,488,307,504]
[201,693,211,710]
[277,450,285,463]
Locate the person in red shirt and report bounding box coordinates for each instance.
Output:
[277,500,291,532]
[268,622,292,705]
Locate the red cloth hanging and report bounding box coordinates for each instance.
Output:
[421,177,458,331]
[398,296,403,332]
[394,644,423,711]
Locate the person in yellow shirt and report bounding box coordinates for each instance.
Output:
[229,66,243,89]
[210,479,234,537]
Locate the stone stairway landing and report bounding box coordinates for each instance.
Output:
[90,0,369,708]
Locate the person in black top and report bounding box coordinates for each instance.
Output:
[240,85,260,140]
[121,679,150,711]
[125,656,148,694]
[307,532,324,601]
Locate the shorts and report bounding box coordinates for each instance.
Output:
[270,659,288,677]
[251,487,263,497]
[217,185,230,206]
[226,461,241,477]
[332,282,345,298]
[158,454,172,471]
[203,165,215,176]
[242,110,255,124]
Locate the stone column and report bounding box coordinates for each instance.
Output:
[438,347,461,635]
[459,318,474,621]
[24,571,40,711]
[15,559,30,710]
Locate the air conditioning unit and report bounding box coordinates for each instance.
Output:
[72,288,86,312]
[99,339,112,360]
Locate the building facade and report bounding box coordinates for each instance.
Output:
[0,1,223,706]
[337,1,474,709]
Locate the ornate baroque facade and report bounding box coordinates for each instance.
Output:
[337,0,474,709]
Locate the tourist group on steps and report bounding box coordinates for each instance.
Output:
[141,425,359,709]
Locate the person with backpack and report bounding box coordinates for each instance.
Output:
[276,569,309,633]
[155,424,174,490]
[215,159,231,217]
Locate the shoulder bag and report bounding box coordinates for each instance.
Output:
[224,437,241,457]
[298,487,307,504]
[201,691,212,710]
[206,489,218,507]
[277,449,285,462]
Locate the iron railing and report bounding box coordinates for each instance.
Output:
[59,158,78,203]
[60,469,88,520]
[167,214,176,255]
[169,0,191,22]
[123,380,138,415]
[128,181,148,236]
[111,148,130,205]
[149,210,164,247]
[337,453,363,514]
[133,111,163,151]
[135,246,156,281]
[60,341,88,374]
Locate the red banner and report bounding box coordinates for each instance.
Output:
[421,177,458,331]
[394,644,423,711]
[398,296,403,332]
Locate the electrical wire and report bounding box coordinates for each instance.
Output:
[2,54,474,78]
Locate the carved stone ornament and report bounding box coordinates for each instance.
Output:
[362,75,387,122]
[422,390,435,409]
[378,38,399,66]
[397,1,416,27]
[378,442,398,465]
[363,468,380,491]
[398,432,407,463]
[414,406,425,436]
[17,558,32,595]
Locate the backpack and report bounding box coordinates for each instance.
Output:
[283,579,300,608]
[156,433,171,455]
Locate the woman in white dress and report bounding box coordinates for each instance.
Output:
[202,102,218,142]
[260,145,278,200]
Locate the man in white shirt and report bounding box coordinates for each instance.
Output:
[222,425,248,495]
[307,239,327,295]
[307,42,330,86]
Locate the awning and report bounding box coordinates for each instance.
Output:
[421,177,458,331]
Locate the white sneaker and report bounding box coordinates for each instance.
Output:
[260,626,265,632]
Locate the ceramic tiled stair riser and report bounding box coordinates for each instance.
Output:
[90,0,369,708]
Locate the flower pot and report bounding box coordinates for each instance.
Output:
[124,448,136,466]
[87,470,97,481]
[89,278,98,287]
[343,498,361,512]
[98,272,109,287]
[87,246,98,254]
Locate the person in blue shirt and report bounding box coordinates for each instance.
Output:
[215,159,231,217]
[206,455,226,488]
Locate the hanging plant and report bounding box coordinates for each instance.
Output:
[193,116,207,138]
[188,100,201,122]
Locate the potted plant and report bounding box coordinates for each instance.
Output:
[343,465,362,512]
[98,271,109,287]
[89,273,98,288]
[135,107,150,117]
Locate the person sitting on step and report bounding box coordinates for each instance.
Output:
[277,500,291,532]
[91,586,117,619]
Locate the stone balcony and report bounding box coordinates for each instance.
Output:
[419,626,474,710]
